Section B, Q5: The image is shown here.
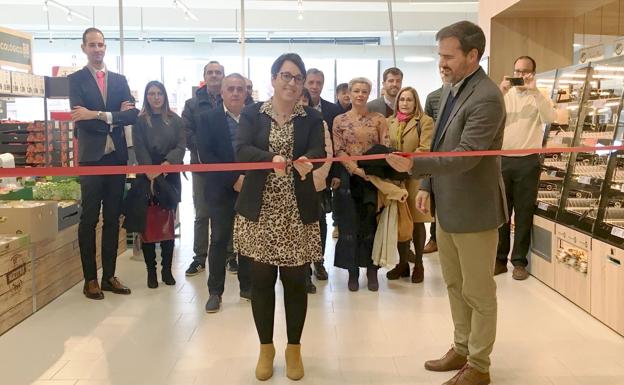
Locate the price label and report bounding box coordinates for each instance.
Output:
[611,226,624,239]
[551,137,563,144]
[548,170,558,177]
[620,184,624,192]
[579,176,592,185]
[538,202,549,211]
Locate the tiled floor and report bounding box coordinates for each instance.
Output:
[1,181,623,385]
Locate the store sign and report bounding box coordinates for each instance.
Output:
[0,27,32,73]
[578,44,604,64]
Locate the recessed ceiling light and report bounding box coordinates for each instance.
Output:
[404,56,435,63]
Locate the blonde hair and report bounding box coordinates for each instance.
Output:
[348,77,372,92]
[393,86,423,119]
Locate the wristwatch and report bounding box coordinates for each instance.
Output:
[96,111,104,120]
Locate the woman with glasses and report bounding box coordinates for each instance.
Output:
[234,53,325,381]
[332,77,390,292]
[386,86,434,283]
[132,80,185,288]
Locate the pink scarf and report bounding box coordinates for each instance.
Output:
[396,111,412,122]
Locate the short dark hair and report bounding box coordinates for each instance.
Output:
[336,83,349,94]
[82,27,104,44]
[436,21,486,60]
[204,61,224,74]
[514,56,536,73]
[271,53,306,80]
[382,67,403,82]
[307,68,324,81]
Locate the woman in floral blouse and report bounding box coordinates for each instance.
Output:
[332,77,390,292]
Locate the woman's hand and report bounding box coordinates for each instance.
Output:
[293,156,313,181]
[272,155,287,176]
[353,167,369,181]
[416,190,430,214]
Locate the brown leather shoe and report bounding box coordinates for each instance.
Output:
[442,364,490,385]
[423,240,437,254]
[101,277,131,295]
[512,266,529,280]
[83,279,104,300]
[494,261,508,276]
[424,347,467,372]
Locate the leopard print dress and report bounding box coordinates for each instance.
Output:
[234,101,322,267]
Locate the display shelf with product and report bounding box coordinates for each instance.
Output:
[535,64,591,220]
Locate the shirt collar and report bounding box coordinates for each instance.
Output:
[450,66,480,97]
[223,103,240,123]
[313,99,322,112]
[383,95,395,109]
[87,63,107,76]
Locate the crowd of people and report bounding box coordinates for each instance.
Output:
[69,18,555,385]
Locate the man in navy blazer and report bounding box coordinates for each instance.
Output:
[196,73,251,313]
[69,27,138,300]
[304,68,342,281]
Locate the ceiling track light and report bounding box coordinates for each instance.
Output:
[173,0,198,21]
[43,0,91,22]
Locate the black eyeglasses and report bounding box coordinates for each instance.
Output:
[279,72,305,85]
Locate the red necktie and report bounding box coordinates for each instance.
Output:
[96,70,106,97]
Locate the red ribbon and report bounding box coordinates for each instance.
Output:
[0,145,621,177]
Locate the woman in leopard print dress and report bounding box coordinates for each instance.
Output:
[234,53,325,381]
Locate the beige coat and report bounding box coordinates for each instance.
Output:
[387,114,434,223]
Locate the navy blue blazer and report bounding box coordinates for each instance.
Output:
[68,66,138,164]
[196,105,242,207]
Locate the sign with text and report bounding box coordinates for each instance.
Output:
[578,44,604,64]
[0,26,32,73]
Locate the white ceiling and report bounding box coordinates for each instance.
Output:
[0,0,478,44]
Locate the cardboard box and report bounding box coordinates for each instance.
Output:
[0,201,58,242]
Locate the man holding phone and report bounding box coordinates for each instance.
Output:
[70,27,138,300]
[496,56,555,280]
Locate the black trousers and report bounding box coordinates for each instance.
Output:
[251,261,308,345]
[78,154,126,282]
[497,155,540,267]
[207,203,250,295]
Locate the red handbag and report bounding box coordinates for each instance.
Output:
[141,203,175,243]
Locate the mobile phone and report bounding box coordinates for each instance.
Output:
[509,77,525,86]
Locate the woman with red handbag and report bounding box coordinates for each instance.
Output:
[132,81,186,288]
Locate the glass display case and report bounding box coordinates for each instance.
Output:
[536,64,591,220]
[556,59,624,233]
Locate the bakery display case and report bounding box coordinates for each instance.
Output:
[556,58,624,233]
[536,64,591,220]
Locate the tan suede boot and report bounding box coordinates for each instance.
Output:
[285,344,304,380]
[255,343,275,381]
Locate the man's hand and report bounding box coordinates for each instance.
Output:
[386,153,413,173]
[293,156,313,181]
[71,106,97,122]
[517,74,536,92]
[120,100,135,112]
[233,175,245,192]
[330,177,341,190]
[499,77,512,95]
[416,190,430,214]
[273,155,287,176]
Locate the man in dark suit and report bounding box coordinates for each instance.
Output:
[387,21,507,385]
[367,67,403,117]
[304,68,342,280]
[182,61,225,277]
[423,85,443,254]
[69,27,138,300]
[196,73,251,313]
